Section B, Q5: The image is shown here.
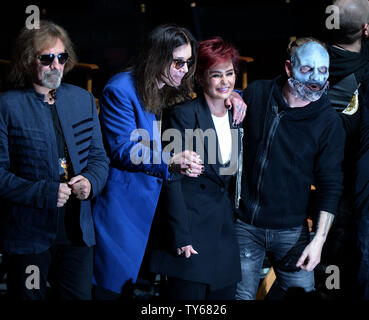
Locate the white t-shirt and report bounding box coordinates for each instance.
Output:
[211,111,232,164]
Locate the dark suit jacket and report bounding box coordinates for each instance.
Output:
[0,84,109,254]
[149,93,241,291]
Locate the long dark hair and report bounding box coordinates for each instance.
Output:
[132,24,197,114]
[8,20,77,88]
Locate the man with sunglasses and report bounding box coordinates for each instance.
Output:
[0,20,109,300]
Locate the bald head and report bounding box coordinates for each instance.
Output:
[334,0,369,43]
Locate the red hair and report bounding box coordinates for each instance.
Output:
[195,37,239,84]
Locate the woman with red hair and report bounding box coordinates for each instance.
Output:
[149,37,243,300]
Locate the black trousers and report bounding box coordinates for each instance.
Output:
[167,277,236,300]
[5,245,93,300]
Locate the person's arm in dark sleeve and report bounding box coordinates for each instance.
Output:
[0,98,59,209]
[162,106,198,254]
[355,91,369,214]
[297,115,345,272]
[314,116,346,215]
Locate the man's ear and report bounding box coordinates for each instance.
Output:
[285,60,293,78]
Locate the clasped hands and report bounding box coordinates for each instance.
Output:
[57,175,91,207]
[169,150,204,177]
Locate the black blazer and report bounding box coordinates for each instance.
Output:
[149,93,242,291]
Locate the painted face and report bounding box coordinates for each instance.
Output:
[35,37,65,90]
[288,42,329,102]
[202,60,235,101]
[161,43,192,88]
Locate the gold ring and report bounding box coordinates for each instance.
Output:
[186,168,193,174]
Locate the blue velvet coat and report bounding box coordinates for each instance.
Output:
[92,71,171,294]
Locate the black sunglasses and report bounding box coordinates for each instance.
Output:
[37,52,69,66]
[172,58,194,70]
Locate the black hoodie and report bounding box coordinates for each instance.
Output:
[237,76,346,229]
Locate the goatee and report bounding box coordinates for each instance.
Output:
[42,69,62,89]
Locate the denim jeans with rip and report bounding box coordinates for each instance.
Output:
[234,219,315,300]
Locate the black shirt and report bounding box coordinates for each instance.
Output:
[50,103,83,245]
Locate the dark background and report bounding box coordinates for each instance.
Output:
[0,0,333,98]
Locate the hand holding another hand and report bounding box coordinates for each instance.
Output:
[169,150,204,177]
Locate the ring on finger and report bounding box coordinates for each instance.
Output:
[186,168,193,174]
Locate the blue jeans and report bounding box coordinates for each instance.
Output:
[235,219,315,300]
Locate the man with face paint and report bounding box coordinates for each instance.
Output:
[234,38,346,300]
[0,20,109,300]
[287,42,330,103]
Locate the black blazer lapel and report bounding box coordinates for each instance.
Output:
[194,94,225,186]
[54,89,80,175]
[216,111,240,181]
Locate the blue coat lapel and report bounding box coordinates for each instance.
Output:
[54,86,80,175]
